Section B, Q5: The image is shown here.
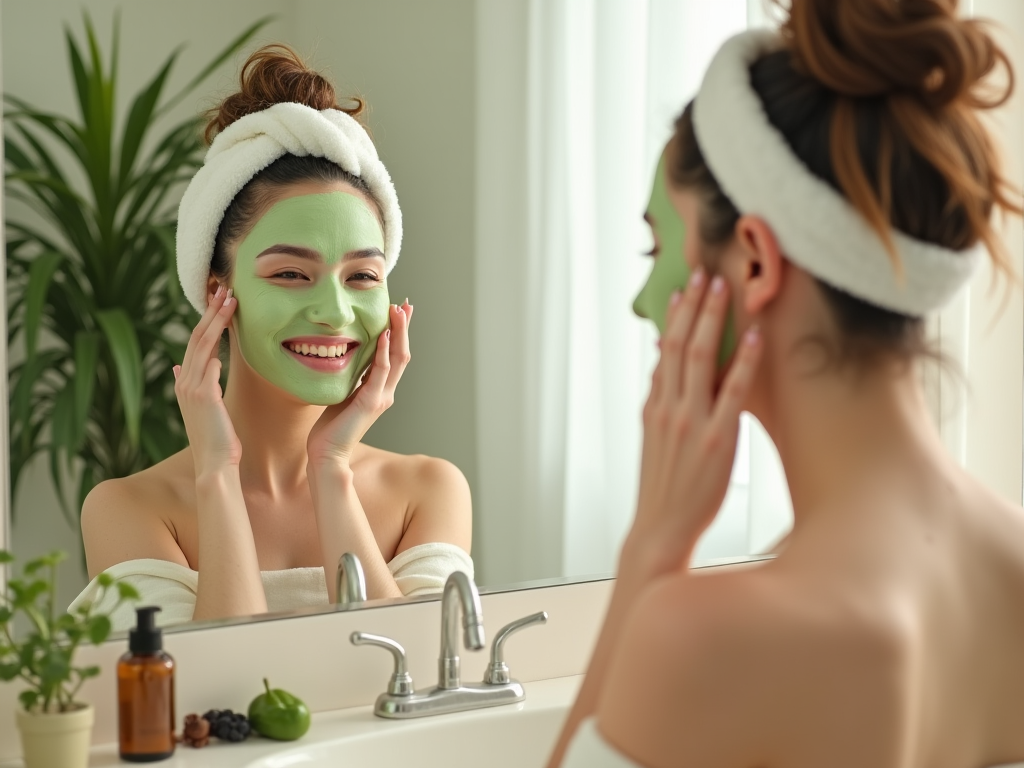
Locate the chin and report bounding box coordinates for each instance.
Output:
[294,388,355,407]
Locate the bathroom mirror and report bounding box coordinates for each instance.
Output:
[4,0,802,628]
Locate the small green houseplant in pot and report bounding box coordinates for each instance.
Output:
[0,549,139,768]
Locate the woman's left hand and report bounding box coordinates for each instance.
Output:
[306,301,413,468]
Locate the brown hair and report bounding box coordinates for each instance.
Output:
[204,44,376,284]
[670,0,1022,364]
[204,43,365,144]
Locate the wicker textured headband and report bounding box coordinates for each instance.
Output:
[691,30,979,316]
[176,102,402,313]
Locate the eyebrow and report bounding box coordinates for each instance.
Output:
[255,244,385,262]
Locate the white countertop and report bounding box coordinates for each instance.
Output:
[2,676,582,768]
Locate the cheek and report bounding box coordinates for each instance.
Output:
[683,226,704,270]
[236,286,295,340]
[353,289,391,328]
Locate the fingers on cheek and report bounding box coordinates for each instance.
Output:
[717,332,762,410]
[377,330,392,362]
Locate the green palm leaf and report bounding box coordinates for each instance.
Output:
[23,251,64,360]
[95,309,143,449]
[5,13,273,548]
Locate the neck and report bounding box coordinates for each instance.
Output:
[752,350,954,526]
[222,352,324,495]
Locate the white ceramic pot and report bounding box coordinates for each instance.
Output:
[15,703,94,768]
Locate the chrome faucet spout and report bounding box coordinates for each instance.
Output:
[336,552,367,605]
[439,571,484,689]
[352,583,547,719]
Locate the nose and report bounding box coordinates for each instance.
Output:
[306,275,356,329]
[632,291,649,320]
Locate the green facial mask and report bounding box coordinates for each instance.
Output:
[231,191,390,405]
[633,152,737,366]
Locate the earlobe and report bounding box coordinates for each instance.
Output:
[206,276,223,304]
[736,215,783,316]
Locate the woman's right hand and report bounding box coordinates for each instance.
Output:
[174,285,241,471]
[625,270,763,578]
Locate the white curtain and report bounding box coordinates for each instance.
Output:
[474,0,791,587]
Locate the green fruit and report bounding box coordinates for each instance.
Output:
[248,678,311,741]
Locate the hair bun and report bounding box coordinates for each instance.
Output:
[205,44,365,144]
[781,0,1011,109]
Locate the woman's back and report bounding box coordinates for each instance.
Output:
[592,457,1024,768]
[769,471,1024,767]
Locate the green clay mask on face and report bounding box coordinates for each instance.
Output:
[231,191,390,406]
[633,152,737,366]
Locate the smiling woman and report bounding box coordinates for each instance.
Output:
[68,45,474,631]
[232,189,391,406]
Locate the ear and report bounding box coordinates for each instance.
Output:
[733,215,784,316]
[206,275,222,303]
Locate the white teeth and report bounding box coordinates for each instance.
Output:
[289,342,351,358]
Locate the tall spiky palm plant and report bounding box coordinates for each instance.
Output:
[5,13,270,528]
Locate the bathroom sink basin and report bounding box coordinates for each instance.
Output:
[247,687,572,768]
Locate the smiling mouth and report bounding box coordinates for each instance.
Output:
[284,341,356,359]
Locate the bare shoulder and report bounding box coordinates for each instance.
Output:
[81,450,194,577]
[597,565,907,767]
[354,444,472,552]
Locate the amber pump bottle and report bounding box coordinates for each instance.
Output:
[118,606,176,762]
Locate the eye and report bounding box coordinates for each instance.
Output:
[272,270,309,281]
[348,271,382,284]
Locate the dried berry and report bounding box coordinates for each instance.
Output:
[201,709,252,743]
[180,713,210,748]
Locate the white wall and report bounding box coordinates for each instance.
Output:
[963,0,1024,504]
[2,0,480,601]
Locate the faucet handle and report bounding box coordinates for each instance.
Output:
[483,611,548,685]
[351,631,414,695]
[337,552,367,604]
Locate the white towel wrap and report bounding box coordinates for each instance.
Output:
[692,30,981,317]
[68,542,473,633]
[176,102,403,313]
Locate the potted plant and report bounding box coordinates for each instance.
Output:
[0,549,139,768]
[4,12,269,532]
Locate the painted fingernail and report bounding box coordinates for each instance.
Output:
[226,288,233,300]
[224,296,235,308]
[670,290,683,306]
[690,268,705,288]
[404,297,410,305]
[214,284,225,299]
[744,325,761,346]
[711,276,725,294]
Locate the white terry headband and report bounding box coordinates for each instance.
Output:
[176,102,402,313]
[692,30,980,317]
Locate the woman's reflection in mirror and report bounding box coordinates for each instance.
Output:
[72,45,473,631]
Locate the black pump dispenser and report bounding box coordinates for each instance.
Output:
[129,606,162,653]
